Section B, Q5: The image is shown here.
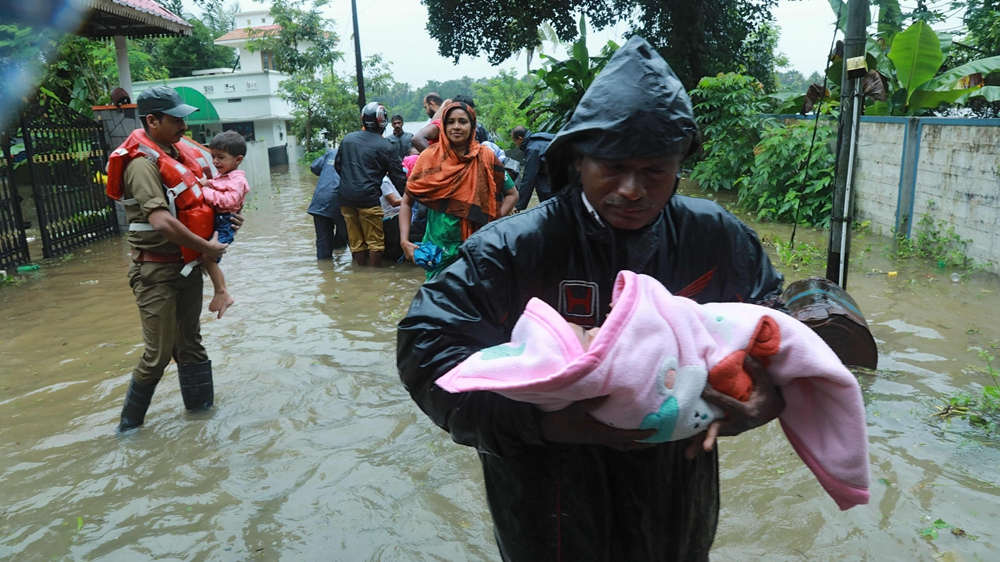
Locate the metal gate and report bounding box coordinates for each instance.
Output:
[0,132,31,271]
[19,99,118,259]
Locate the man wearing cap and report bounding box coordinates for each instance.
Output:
[334,102,407,267]
[398,37,787,560]
[110,85,230,433]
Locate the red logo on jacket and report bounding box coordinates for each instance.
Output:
[559,280,599,327]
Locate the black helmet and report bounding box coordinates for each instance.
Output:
[361,102,388,131]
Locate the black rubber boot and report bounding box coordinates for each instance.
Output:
[117,378,157,433]
[177,360,214,411]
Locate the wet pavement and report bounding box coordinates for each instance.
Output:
[1,168,998,561]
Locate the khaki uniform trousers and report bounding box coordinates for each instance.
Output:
[128,261,208,386]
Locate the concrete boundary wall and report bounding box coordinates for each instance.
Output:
[843,116,1000,275]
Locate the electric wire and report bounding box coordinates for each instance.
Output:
[788,0,845,246]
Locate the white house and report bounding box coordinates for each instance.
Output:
[132,9,298,164]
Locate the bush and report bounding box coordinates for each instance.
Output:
[736,117,835,226]
[689,72,768,192]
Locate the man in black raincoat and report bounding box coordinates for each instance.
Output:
[397,36,787,561]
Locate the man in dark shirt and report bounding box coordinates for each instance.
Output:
[512,125,555,210]
[387,115,413,161]
[334,102,407,267]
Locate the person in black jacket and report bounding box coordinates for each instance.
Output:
[334,102,406,267]
[511,125,555,210]
[397,36,787,561]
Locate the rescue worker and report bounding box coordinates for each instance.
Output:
[397,37,787,561]
[109,86,229,433]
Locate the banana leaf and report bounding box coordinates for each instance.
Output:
[923,56,1000,91]
[908,87,978,111]
[866,101,891,116]
[888,20,944,106]
[958,86,1000,103]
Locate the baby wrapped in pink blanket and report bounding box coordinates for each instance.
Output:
[436,270,870,510]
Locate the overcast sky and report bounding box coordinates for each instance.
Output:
[210,0,844,86]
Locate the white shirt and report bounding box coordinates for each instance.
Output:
[380,177,401,219]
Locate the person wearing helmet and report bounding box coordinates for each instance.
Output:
[398,37,788,560]
[334,102,407,266]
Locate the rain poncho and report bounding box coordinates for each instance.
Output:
[398,36,784,561]
[544,36,699,191]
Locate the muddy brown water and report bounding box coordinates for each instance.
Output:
[2,170,998,561]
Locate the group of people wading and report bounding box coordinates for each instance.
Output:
[108,37,871,562]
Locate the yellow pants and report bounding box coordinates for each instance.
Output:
[340,205,385,252]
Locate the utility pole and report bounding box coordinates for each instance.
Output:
[826,0,869,289]
[351,0,366,109]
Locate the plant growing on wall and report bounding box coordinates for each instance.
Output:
[688,71,768,192]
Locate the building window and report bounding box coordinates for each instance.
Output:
[225,83,236,92]
[227,98,242,103]
[224,122,255,142]
[203,85,214,94]
[246,81,258,91]
[261,51,276,71]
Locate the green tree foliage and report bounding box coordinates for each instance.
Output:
[40,37,166,117]
[688,72,767,192]
[244,0,342,76]
[737,116,836,226]
[523,18,618,133]
[245,0,343,152]
[864,19,1000,115]
[472,69,535,148]
[422,0,779,89]
[626,0,781,90]
[775,70,826,94]
[946,1,1000,115]
[148,18,237,77]
[279,72,356,156]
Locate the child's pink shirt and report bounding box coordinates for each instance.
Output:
[203,170,249,213]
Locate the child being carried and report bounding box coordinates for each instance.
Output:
[198,131,250,318]
[436,270,871,511]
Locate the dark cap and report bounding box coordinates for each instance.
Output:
[136,86,198,118]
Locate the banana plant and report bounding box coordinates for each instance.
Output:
[810,2,1000,116]
[867,20,1000,115]
[521,16,618,133]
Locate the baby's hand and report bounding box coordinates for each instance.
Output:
[197,176,209,187]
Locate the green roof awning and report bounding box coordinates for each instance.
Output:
[174,86,219,124]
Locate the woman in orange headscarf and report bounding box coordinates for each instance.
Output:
[400,101,519,278]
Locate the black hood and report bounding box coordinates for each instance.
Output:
[545,36,699,191]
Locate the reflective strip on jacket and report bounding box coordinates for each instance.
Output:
[107,129,215,268]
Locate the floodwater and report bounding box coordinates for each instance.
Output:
[2,169,999,561]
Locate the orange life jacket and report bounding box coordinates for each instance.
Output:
[106,130,215,275]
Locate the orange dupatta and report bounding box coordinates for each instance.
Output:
[405,102,506,241]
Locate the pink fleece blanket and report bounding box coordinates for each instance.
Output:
[436,271,870,510]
